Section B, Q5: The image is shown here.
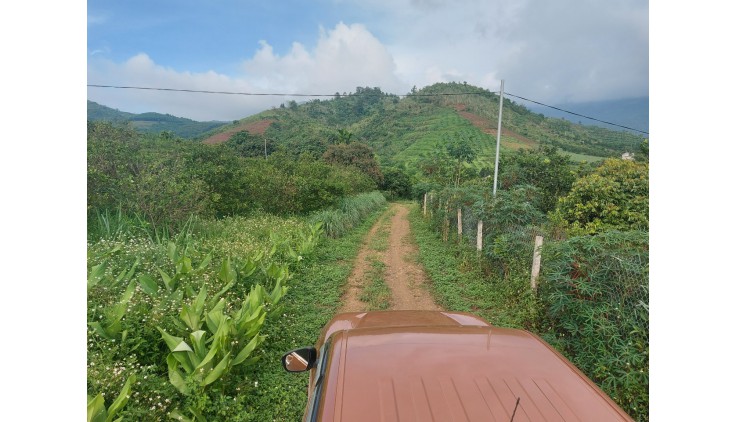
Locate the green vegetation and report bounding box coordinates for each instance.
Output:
[408,143,649,421]
[88,101,228,138]
[88,81,648,421]
[359,259,392,310]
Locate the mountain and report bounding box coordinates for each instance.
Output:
[87,101,229,139]
[527,97,649,135]
[198,83,647,167]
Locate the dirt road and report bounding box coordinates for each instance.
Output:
[339,203,440,313]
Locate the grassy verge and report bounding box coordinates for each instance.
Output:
[406,202,538,329]
[237,206,387,421]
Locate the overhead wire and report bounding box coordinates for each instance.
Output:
[87,84,648,135]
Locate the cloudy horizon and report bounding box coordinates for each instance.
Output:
[87,0,648,121]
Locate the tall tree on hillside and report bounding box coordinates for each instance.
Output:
[446,135,477,187]
[336,129,353,144]
[322,142,383,186]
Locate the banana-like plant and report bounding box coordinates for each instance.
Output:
[139,242,212,295]
[87,375,136,422]
[158,286,267,397]
[88,280,136,342]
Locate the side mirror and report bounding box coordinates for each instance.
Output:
[281,347,317,372]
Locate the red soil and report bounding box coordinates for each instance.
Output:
[202,119,275,145]
[453,103,537,149]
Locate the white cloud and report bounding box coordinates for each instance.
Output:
[87,23,407,120]
[242,22,405,94]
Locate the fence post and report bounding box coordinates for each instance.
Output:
[531,235,544,291]
[476,220,483,251]
[423,193,427,216]
[457,208,462,240]
[442,201,449,242]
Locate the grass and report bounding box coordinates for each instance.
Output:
[359,259,392,310]
[235,206,387,421]
[406,202,539,329]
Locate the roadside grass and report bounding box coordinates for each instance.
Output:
[237,206,387,421]
[406,203,539,329]
[359,259,392,311]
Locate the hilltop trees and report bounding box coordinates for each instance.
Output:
[322,142,384,186]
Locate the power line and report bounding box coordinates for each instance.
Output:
[504,92,648,135]
[87,84,648,135]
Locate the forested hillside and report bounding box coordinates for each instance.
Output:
[197,83,646,170]
[87,101,228,138]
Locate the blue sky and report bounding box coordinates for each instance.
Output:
[87,0,649,121]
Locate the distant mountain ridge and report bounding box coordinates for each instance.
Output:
[528,97,648,134]
[87,101,229,138]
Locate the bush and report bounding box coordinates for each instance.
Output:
[538,230,649,420]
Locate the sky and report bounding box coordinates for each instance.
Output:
[87,0,649,121]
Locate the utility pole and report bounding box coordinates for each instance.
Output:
[492,79,504,197]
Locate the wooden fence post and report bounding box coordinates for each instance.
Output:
[442,201,449,242]
[476,220,483,251]
[531,235,544,291]
[423,193,427,216]
[457,208,462,240]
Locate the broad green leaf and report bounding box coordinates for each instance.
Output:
[195,252,213,273]
[88,262,107,291]
[180,304,201,332]
[106,374,135,422]
[171,350,195,374]
[218,257,236,284]
[201,352,231,387]
[205,301,225,334]
[158,327,184,351]
[158,268,174,291]
[233,334,265,366]
[176,256,193,275]
[168,409,193,422]
[190,330,208,358]
[87,393,107,422]
[166,354,188,394]
[167,242,178,263]
[173,341,193,353]
[138,274,159,296]
[88,322,113,340]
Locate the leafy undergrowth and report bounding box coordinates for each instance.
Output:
[234,206,386,421]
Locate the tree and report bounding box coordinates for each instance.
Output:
[336,129,353,144]
[554,158,648,235]
[226,130,268,158]
[499,144,576,213]
[380,167,412,199]
[445,134,477,187]
[322,142,383,186]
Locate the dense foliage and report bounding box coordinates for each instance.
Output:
[412,144,649,420]
[87,121,378,236]
[555,158,649,235]
[539,231,649,418]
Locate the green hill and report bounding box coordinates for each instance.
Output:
[199,82,647,167]
[87,101,229,139]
